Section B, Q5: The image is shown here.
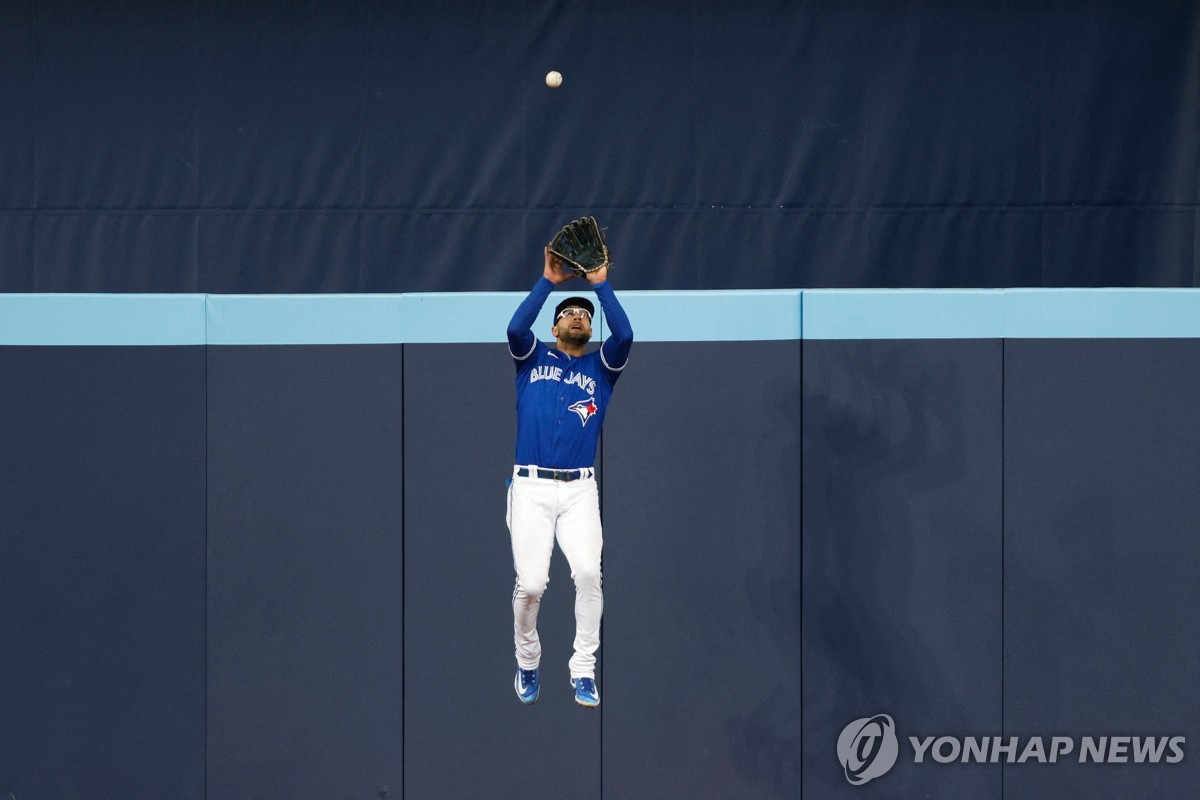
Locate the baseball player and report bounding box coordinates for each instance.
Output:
[506,246,633,707]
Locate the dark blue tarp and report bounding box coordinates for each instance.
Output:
[1,0,1196,292]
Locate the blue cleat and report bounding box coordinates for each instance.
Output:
[515,666,540,704]
[571,677,599,708]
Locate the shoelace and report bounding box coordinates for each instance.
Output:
[521,670,537,690]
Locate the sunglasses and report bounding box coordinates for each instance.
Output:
[556,308,592,321]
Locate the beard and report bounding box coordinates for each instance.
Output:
[558,328,592,347]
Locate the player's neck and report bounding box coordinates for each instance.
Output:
[555,340,586,358]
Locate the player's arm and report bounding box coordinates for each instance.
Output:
[587,266,633,373]
[507,248,573,361]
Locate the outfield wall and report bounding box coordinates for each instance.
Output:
[1,290,1198,799]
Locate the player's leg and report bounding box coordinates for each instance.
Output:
[554,477,604,685]
[508,475,556,671]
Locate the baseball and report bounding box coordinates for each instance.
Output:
[545,70,563,89]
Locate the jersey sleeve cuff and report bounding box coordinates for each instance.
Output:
[600,344,628,372]
[510,336,538,361]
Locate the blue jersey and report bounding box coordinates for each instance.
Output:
[507,278,633,469]
[513,342,616,468]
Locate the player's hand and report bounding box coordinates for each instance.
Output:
[544,247,574,285]
[585,264,608,285]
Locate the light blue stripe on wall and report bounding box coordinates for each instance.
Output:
[388,289,797,344]
[4,289,1200,345]
[802,289,1200,339]
[205,292,613,345]
[615,289,803,341]
[0,294,206,345]
[206,295,406,345]
[802,290,1002,340]
[204,289,802,344]
[399,293,537,344]
[1004,289,1200,338]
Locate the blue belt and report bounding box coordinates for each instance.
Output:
[516,467,593,482]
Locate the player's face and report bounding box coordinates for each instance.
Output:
[553,307,593,344]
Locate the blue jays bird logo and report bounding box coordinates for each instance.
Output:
[568,396,599,426]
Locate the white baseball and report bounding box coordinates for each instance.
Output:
[545,70,563,89]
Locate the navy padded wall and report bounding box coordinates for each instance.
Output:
[602,341,803,799]
[0,347,206,800]
[802,340,1003,799]
[1003,340,1200,799]
[3,326,1199,798]
[206,345,405,799]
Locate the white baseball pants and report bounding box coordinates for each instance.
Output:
[507,469,603,679]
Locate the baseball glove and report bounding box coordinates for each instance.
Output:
[548,216,612,276]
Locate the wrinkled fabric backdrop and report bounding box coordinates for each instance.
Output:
[1,0,1196,293]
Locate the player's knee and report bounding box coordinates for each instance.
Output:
[573,566,602,591]
[517,578,548,601]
